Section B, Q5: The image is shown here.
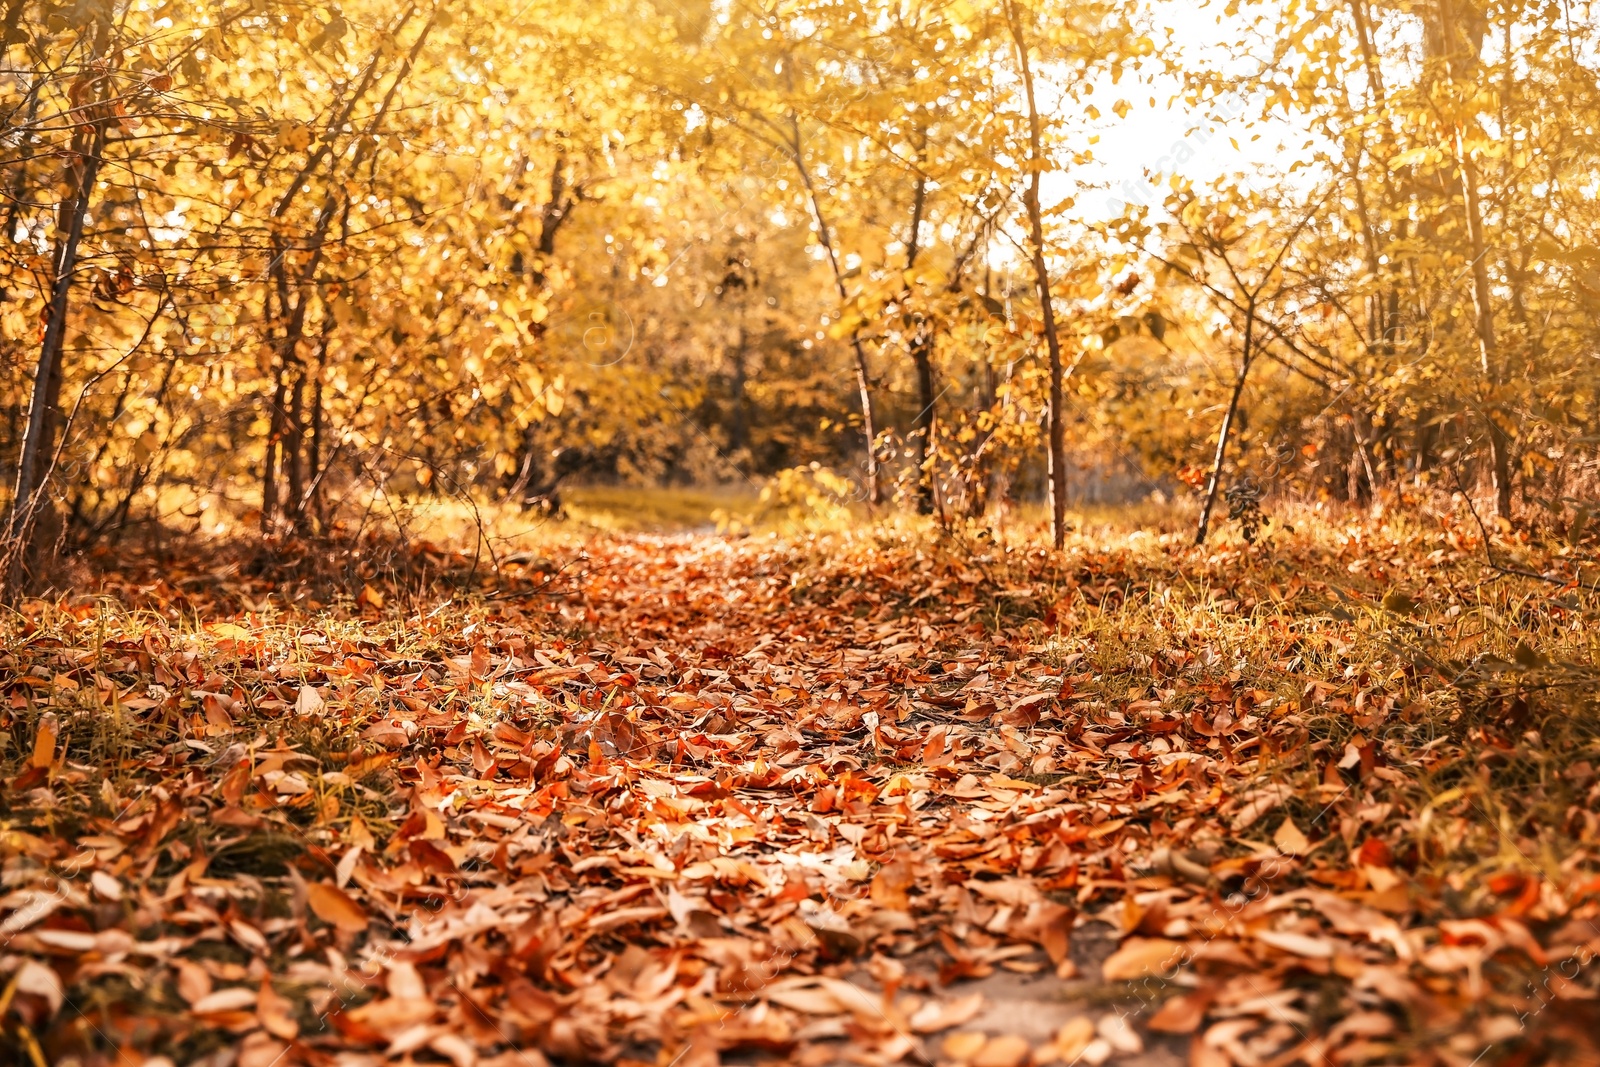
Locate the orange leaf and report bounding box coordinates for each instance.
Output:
[30,713,58,770]
[1101,937,1185,982]
[307,882,369,932]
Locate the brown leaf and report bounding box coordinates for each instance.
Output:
[192,987,257,1014]
[296,684,324,715]
[1148,987,1214,1033]
[175,960,212,1006]
[871,858,914,910]
[30,713,58,770]
[12,960,63,1016]
[1274,817,1311,856]
[909,992,986,1034]
[408,838,458,875]
[970,1034,1032,1067]
[257,980,299,1040]
[307,882,369,932]
[1101,938,1184,982]
[942,1032,988,1062]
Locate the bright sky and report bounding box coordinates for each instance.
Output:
[1066,0,1315,220]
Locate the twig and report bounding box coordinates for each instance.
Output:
[1450,464,1600,597]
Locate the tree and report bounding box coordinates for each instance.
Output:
[1004,0,1069,547]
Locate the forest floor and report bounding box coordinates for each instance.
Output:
[2,503,1599,1067]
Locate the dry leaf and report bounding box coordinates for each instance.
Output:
[909,992,986,1033]
[296,684,325,715]
[942,1032,989,1062]
[1148,988,1212,1034]
[12,960,63,1015]
[1274,817,1311,856]
[89,870,122,901]
[307,882,369,932]
[175,960,212,1006]
[1101,937,1185,981]
[1257,930,1338,958]
[1097,1013,1142,1054]
[257,980,299,1039]
[30,713,58,770]
[1050,1017,1096,1061]
[971,1034,1032,1067]
[192,987,257,1014]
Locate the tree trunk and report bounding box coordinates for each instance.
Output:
[849,341,880,505]
[728,325,749,456]
[304,353,325,528]
[261,370,288,536]
[903,151,936,517]
[910,335,936,516]
[510,423,541,503]
[1005,2,1067,548]
[6,97,106,584]
[260,8,432,535]
[1455,130,1512,520]
[787,116,879,505]
[510,155,577,494]
[1424,0,1509,520]
[1196,305,1256,545]
[286,368,307,530]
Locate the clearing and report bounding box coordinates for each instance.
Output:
[2,514,1598,1067]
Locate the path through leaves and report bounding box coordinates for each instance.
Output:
[2,527,1598,1067]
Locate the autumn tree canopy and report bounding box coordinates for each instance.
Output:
[2,0,1596,577]
[5,4,1600,1066]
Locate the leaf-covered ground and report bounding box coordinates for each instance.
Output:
[2,517,1599,1067]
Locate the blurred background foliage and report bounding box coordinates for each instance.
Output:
[1,0,1596,582]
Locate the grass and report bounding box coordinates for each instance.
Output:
[3,493,1599,1063]
[757,493,1600,921]
[561,483,761,531]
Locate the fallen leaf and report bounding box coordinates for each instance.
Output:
[192,987,258,1014]
[1274,816,1311,856]
[971,1033,1032,1067]
[1101,937,1184,982]
[307,882,369,932]
[1050,1017,1096,1061]
[12,960,63,1016]
[1097,1013,1142,1054]
[1257,929,1338,958]
[943,1032,989,1063]
[909,992,986,1033]
[296,683,325,715]
[1148,987,1213,1033]
[30,713,59,770]
[257,980,299,1039]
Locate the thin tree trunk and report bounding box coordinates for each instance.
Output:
[261,370,288,536]
[728,325,749,455]
[910,339,936,515]
[1196,303,1256,545]
[904,152,935,516]
[261,8,432,535]
[286,367,307,531]
[304,349,325,528]
[1454,129,1512,519]
[847,343,880,506]
[7,96,106,581]
[509,424,541,502]
[0,75,42,321]
[786,116,879,505]
[1005,2,1067,548]
[511,155,577,494]
[90,336,183,542]
[1425,0,1508,519]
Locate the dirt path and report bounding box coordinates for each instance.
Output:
[539,534,1191,1064]
[3,530,1596,1066]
